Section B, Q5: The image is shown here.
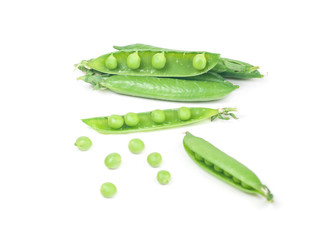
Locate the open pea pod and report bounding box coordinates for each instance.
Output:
[114,43,263,79]
[82,107,237,134]
[183,132,273,202]
[82,50,220,77]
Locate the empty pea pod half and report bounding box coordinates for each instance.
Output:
[82,107,237,134]
[183,132,273,202]
[81,49,220,77]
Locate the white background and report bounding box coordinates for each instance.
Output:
[1,0,330,239]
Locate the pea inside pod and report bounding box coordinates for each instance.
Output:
[183,132,273,202]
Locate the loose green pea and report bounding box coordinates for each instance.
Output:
[147,152,162,167]
[157,170,171,185]
[124,112,139,127]
[193,53,207,70]
[74,136,92,151]
[104,153,122,169]
[195,153,204,161]
[151,109,166,124]
[151,53,166,69]
[128,138,145,154]
[214,165,223,172]
[204,159,213,167]
[178,107,191,121]
[108,115,124,129]
[100,182,117,198]
[105,54,117,69]
[127,52,141,69]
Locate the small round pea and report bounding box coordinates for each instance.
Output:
[105,54,117,69]
[147,152,162,167]
[74,136,92,151]
[241,182,251,189]
[127,52,141,69]
[204,159,213,167]
[214,165,223,172]
[100,182,117,198]
[193,53,207,70]
[124,112,139,127]
[108,115,124,129]
[194,153,204,161]
[104,153,122,169]
[151,109,166,124]
[157,170,171,185]
[178,107,191,121]
[128,138,145,154]
[152,53,166,69]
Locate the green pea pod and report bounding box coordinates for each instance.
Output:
[82,107,237,134]
[114,44,263,78]
[81,50,220,77]
[183,132,273,202]
[79,74,238,102]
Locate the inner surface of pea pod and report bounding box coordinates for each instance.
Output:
[183,132,273,202]
[84,50,220,77]
[82,107,237,134]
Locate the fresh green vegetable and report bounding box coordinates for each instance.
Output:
[100,182,117,198]
[151,109,166,124]
[79,74,239,102]
[104,153,122,169]
[157,170,171,185]
[80,49,220,77]
[177,107,191,121]
[82,107,237,134]
[126,52,141,69]
[183,132,273,202]
[151,53,166,69]
[192,53,207,70]
[124,112,139,127]
[108,115,124,129]
[74,136,92,151]
[128,138,145,154]
[113,43,263,79]
[147,152,162,167]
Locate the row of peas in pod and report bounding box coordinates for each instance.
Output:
[76,43,263,102]
[74,136,171,198]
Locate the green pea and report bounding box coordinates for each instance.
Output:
[104,153,122,169]
[204,159,213,167]
[214,165,223,172]
[100,182,117,198]
[193,53,207,70]
[151,109,166,124]
[147,152,162,167]
[194,153,204,161]
[74,136,92,151]
[241,182,251,189]
[124,112,139,127]
[108,115,124,129]
[224,171,232,177]
[157,170,171,185]
[178,107,191,121]
[127,52,141,69]
[128,138,145,154]
[151,53,166,69]
[233,177,241,184]
[105,54,117,69]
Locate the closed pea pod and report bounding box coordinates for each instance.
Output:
[82,107,237,134]
[183,132,273,202]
